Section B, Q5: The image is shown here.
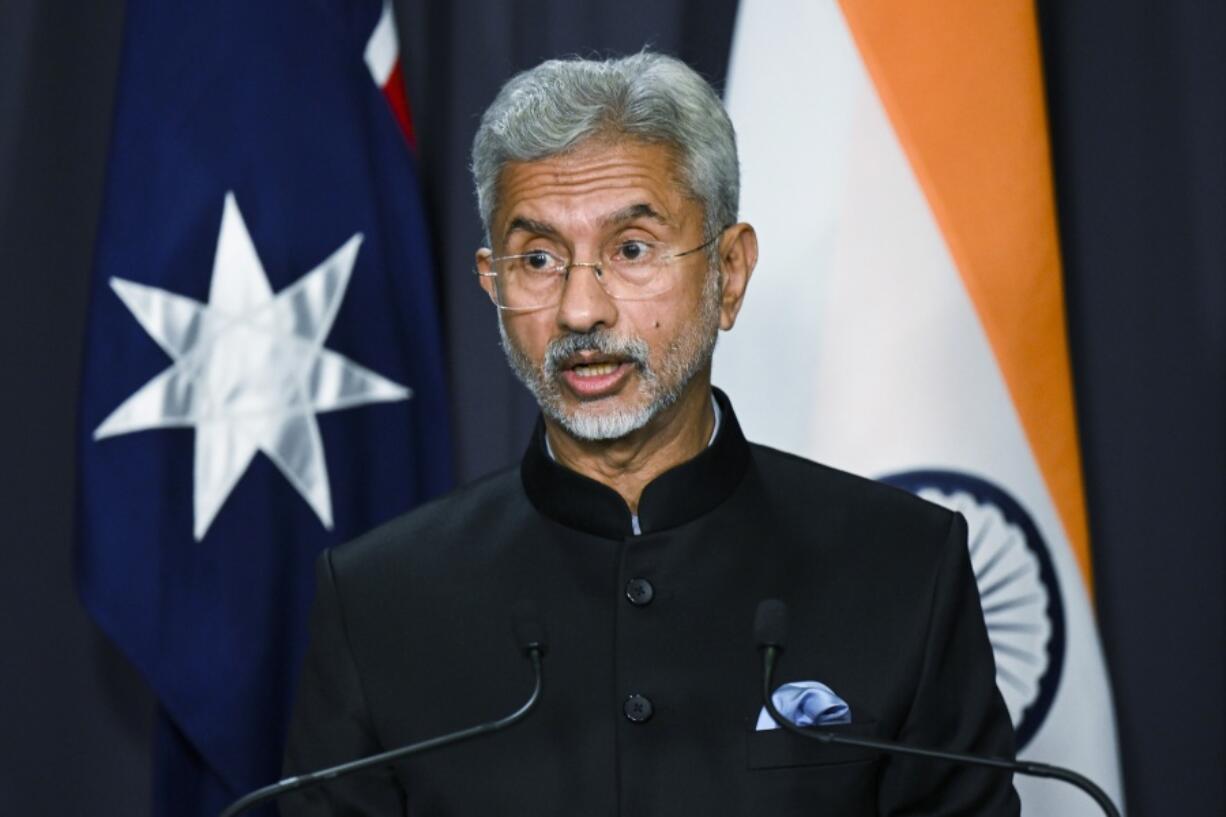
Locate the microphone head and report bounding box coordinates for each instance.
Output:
[754,599,788,650]
[511,600,548,655]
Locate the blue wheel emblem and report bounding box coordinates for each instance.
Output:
[880,470,1065,750]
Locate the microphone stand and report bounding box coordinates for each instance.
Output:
[218,646,543,817]
[760,644,1121,817]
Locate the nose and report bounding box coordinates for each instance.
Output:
[556,261,618,333]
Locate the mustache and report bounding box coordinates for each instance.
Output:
[543,329,651,377]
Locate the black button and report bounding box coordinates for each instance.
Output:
[623,694,654,723]
[624,577,654,606]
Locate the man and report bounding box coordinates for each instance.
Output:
[283,52,1019,815]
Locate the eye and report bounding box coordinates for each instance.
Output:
[613,240,654,264]
[522,249,556,271]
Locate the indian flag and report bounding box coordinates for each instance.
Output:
[715,0,1125,812]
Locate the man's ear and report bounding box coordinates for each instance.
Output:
[475,247,497,304]
[717,223,758,330]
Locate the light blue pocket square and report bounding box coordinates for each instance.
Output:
[755,681,852,730]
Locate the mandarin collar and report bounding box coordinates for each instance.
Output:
[520,388,751,539]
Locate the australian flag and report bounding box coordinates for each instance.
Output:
[77,1,452,814]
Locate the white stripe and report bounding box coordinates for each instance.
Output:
[364,0,398,87]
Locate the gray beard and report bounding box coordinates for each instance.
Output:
[498,270,722,441]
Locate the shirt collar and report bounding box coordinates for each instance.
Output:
[520,388,751,539]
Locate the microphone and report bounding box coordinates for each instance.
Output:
[752,599,1121,817]
[754,598,788,649]
[217,603,548,817]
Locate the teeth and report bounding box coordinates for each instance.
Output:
[573,362,619,377]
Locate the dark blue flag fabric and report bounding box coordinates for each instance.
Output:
[77,1,452,813]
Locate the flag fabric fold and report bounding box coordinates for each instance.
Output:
[716,1,1124,813]
[77,1,451,813]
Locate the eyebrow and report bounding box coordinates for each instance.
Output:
[504,217,561,242]
[503,204,671,242]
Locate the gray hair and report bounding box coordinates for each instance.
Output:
[471,51,739,244]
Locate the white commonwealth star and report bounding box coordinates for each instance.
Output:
[95,192,411,541]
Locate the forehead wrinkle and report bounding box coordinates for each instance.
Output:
[494,143,691,244]
[534,153,667,183]
[600,203,671,228]
[501,147,678,196]
[504,169,668,202]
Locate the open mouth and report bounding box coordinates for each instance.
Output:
[571,361,622,378]
[559,354,636,397]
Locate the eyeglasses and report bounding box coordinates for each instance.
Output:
[478,229,726,312]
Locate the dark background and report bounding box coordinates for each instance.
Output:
[0,0,1220,815]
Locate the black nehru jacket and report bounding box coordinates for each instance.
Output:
[281,389,1020,816]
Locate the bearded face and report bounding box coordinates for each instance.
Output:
[477,139,730,444]
[498,266,722,440]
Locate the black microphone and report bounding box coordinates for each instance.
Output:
[752,599,1121,817]
[754,598,788,650]
[217,603,548,817]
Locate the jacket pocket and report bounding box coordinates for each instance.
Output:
[746,720,883,769]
